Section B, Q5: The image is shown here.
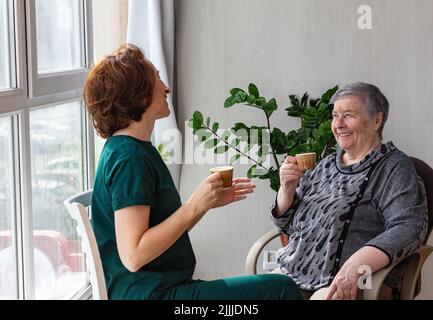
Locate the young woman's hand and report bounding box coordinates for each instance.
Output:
[187,174,256,216]
[212,177,256,209]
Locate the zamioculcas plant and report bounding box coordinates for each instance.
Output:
[188,84,339,192]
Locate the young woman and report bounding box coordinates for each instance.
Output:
[84,44,301,300]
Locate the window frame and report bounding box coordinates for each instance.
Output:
[0,0,95,300]
[0,0,27,113]
[25,0,94,98]
[0,115,20,299]
[0,0,17,90]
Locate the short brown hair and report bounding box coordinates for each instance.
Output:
[84,44,156,139]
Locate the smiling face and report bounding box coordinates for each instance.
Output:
[147,61,171,120]
[332,95,383,156]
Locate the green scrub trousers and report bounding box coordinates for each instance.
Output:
[155,274,303,300]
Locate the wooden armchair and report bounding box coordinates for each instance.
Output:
[245,157,433,300]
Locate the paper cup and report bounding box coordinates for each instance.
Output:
[295,153,317,170]
[210,166,234,188]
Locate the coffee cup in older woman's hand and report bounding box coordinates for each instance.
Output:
[295,152,317,171]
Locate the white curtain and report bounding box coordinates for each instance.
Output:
[127,0,181,189]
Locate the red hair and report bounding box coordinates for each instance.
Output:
[84,44,155,139]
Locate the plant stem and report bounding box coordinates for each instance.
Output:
[202,125,270,171]
[263,110,280,171]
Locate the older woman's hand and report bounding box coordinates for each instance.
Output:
[279,156,305,191]
[325,246,390,300]
[325,260,362,300]
[273,156,306,216]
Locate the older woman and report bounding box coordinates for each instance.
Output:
[272,82,428,300]
[84,44,301,300]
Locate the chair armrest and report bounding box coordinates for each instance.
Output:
[362,262,395,300]
[401,245,433,299]
[245,228,281,275]
[363,245,433,300]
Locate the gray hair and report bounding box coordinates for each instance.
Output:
[330,82,389,140]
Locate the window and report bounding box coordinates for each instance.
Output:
[27,0,91,97]
[0,116,18,299]
[0,0,94,300]
[35,0,85,74]
[0,0,16,90]
[30,102,87,299]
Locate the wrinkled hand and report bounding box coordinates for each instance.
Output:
[188,174,256,216]
[326,261,362,300]
[279,156,304,191]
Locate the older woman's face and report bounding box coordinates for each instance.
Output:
[331,95,381,153]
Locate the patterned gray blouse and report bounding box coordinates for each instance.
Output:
[271,141,428,291]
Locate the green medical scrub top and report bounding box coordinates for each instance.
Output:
[91,135,196,300]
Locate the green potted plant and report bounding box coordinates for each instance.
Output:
[188,84,339,192]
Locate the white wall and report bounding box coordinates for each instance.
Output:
[175,0,433,298]
[93,0,129,61]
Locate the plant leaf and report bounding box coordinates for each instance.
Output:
[309,98,319,108]
[212,122,220,132]
[263,98,278,116]
[248,83,260,98]
[193,111,203,124]
[257,146,262,158]
[221,130,231,141]
[289,95,300,108]
[285,106,303,118]
[317,102,332,123]
[269,169,280,192]
[271,127,288,154]
[230,138,241,147]
[321,85,339,103]
[256,97,266,106]
[214,146,229,154]
[290,143,311,156]
[198,131,212,142]
[230,154,241,165]
[204,139,219,149]
[224,96,237,108]
[253,166,269,177]
[296,128,311,143]
[192,111,203,129]
[246,94,256,104]
[233,123,250,142]
[302,107,319,129]
[301,92,309,107]
[230,88,245,96]
[247,165,257,179]
[206,117,211,127]
[234,91,248,103]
